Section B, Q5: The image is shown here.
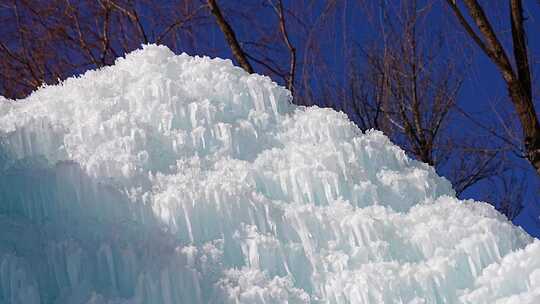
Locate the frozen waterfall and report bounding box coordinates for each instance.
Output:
[0,45,538,303]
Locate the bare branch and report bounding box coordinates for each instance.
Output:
[268,0,296,95]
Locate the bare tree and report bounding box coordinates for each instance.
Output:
[0,0,205,99]
[445,0,540,176]
[206,0,254,74]
[346,0,507,197]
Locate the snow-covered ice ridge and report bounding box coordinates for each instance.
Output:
[0,44,538,304]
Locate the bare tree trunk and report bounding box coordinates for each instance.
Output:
[446,0,540,176]
[508,0,540,174]
[207,0,254,74]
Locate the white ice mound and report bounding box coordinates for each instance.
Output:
[0,44,537,304]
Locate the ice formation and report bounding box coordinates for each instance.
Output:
[0,44,538,303]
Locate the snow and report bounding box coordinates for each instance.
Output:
[0,44,537,303]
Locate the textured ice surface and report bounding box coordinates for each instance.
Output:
[0,44,538,303]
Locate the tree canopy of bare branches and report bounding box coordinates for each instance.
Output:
[446,0,540,177]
